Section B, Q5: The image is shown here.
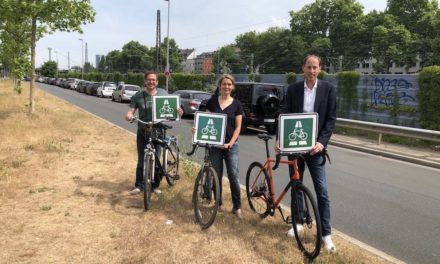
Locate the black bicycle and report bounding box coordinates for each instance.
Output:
[131,117,180,210]
[187,143,222,229]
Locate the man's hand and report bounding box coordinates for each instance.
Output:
[309,142,324,155]
[125,108,135,121]
[274,140,280,153]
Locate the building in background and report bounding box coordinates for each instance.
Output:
[95,55,103,68]
[195,52,214,74]
[180,49,196,73]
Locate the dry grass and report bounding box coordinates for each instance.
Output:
[0,79,393,264]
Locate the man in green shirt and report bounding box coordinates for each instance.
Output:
[125,71,183,194]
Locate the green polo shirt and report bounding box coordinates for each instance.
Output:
[130,88,168,129]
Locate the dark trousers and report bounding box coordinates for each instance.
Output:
[289,154,332,236]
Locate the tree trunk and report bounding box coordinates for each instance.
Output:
[29,16,36,114]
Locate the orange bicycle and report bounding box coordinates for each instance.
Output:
[246,134,322,260]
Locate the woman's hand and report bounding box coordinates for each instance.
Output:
[177,107,184,118]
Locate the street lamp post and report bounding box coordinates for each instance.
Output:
[78,38,84,80]
[165,0,170,92]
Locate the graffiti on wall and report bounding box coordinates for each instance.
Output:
[372,78,416,106]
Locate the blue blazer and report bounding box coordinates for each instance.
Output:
[282,80,337,147]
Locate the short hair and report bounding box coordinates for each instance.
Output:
[144,71,158,80]
[303,54,322,66]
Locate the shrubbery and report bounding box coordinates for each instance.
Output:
[418,66,440,130]
[335,71,360,118]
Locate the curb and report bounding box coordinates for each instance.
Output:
[330,141,440,170]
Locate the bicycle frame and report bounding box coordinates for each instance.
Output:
[260,157,301,212]
[248,134,305,221]
[133,116,177,180]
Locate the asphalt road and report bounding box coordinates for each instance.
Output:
[37,83,440,264]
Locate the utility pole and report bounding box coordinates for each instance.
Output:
[156,10,162,73]
[164,0,170,92]
[48,48,52,61]
[78,38,84,80]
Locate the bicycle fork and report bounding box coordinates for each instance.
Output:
[144,144,156,186]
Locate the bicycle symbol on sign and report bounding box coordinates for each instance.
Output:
[288,121,308,146]
[201,119,218,140]
[159,99,174,118]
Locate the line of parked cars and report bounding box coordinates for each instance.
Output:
[35,76,142,102]
[34,76,287,134]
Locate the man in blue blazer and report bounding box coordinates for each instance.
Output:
[277,54,337,252]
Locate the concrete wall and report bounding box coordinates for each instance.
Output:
[228,73,420,128]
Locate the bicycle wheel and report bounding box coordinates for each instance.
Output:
[291,184,322,260]
[246,162,271,217]
[193,166,220,229]
[143,153,154,211]
[164,139,180,186]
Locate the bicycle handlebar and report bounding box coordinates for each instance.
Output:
[272,149,330,170]
[130,116,174,130]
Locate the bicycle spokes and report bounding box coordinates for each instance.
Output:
[291,185,321,260]
[193,167,220,229]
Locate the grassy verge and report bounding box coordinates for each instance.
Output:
[0,80,393,263]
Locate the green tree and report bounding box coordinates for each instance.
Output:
[121,40,150,72]
[289,0,368,70]
[213,44,242,74]
[104,50,123,72]
[161,37,182,73]
[236,29,305,74]
[0,2,32,92]
[83,61,94,73]
[371,16,413,73]
[386,0,440,68]
[0,0,95,114]
[40,60,57,77]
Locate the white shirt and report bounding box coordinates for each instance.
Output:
[303,80,317,113]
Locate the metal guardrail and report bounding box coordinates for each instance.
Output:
[336,118,440,144]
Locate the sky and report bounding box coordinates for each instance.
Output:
[36,0,387,70]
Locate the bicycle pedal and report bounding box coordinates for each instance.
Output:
[286,215,292,224]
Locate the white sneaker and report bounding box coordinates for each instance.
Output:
[323,235,336,253]
[153,188,162,194]
[287,225,304,237]
[129,187,141,195]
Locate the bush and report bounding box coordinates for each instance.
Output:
[318,70,327,80]
[248,73,261,82]
[418,66,440,130]
[285,72,296,84]
[336,71,360,118]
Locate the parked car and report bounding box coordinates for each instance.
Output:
[199,82,286,134]
[66,78,80,90]
[76,80,90,93]
[96,81,117,98]
[173,90,211,116]
[85,82,101,96]
[112,84,141,102]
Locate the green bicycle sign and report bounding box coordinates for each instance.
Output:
[193,112,227,145]
[152,95,180,122]
[278,113,318,153]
